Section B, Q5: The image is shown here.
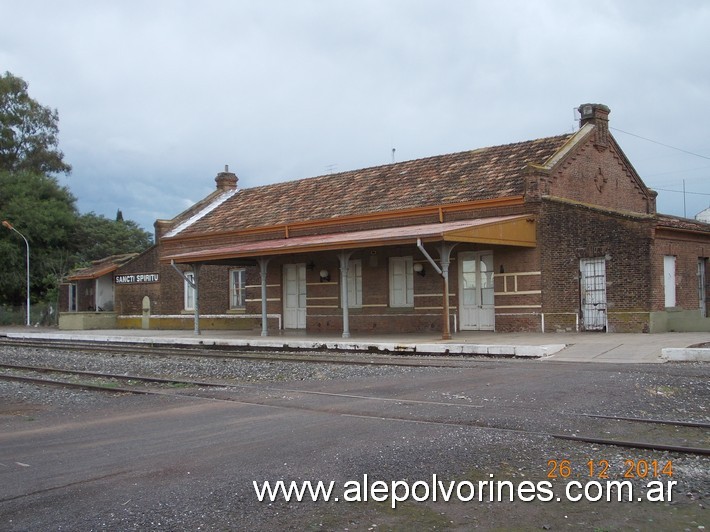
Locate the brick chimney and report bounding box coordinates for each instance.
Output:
[215,164,238,191]
[579,103,611,127]
[154,219,171,241]
[579,103,610,147]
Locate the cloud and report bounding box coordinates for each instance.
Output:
[2,0,709,228]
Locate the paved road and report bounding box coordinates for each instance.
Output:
[1,358,708,530]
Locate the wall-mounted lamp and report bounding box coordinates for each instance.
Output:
[413,262,425,277]
[319,269,330,282]
[499,264,505,274]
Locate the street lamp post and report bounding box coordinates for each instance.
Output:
[2,221,30,326]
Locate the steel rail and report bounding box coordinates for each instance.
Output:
[0,362,227,388]
[0,373,154,395]
[583,413,710,429]
[1,369,708,457]
[0,337,470,368]
[551,433,710,456]
[0,364,486,410]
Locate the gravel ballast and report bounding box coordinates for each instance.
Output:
[1,342,708,531]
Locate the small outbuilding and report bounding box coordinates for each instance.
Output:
[58,253,137,329]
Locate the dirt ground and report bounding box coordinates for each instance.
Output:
[0,348,708,531]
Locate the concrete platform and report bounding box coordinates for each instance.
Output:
[1,327,709,363]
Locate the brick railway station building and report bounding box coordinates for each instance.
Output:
[60,104,710,337]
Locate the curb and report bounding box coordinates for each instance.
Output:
[3,332,566,358]
[661,348,710,362]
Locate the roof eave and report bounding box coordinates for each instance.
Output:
[162,215,536,264]
[162,195,527,243]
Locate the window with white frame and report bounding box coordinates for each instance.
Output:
[184,271,195,310]
[230,268,246,309]
[389,256,414,307]
[347,260,362,308]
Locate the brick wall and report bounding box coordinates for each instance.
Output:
[544,134,655,215]
[131,203,707,335]
[232,243,547,334]
[114,247,162,315]
[237,246,457,334]
[492,245,541,332]
[652,229,710,312]
[539,198,655,332]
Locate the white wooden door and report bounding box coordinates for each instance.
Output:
[283,263,307,329]
[580,257,607,331]
[699,258,707,318]
[664,255,676,308]
[459,251,495,331]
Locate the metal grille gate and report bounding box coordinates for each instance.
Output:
[580,257,607,331]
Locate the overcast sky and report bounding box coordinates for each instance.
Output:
[2,0,709,232]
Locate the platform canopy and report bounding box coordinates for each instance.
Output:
[66,253,138,281]
[164,214,536,264]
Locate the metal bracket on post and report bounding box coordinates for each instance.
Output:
[416,239,443,275]
[170,260,195,288]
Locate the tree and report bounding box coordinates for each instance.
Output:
[0,72,153,312]
[73,212,153,265]
[0,71,71,175]
[0,169,78,305]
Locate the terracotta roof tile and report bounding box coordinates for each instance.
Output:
[656,214,710,233]
[174,134,572,236]
[67,253,138,281]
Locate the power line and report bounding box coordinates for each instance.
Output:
[651,187,710,197]
[610,127,710,160]
[644,165,710,178]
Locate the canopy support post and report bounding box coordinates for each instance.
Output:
[416,240,457,340]
[257,257,271,337]
[438,243,457,341]
[338,250,354,338]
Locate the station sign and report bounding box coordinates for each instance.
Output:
[115,273,160,284]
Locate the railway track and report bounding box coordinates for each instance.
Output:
[0,336,477,368]
[2,360,708,457]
